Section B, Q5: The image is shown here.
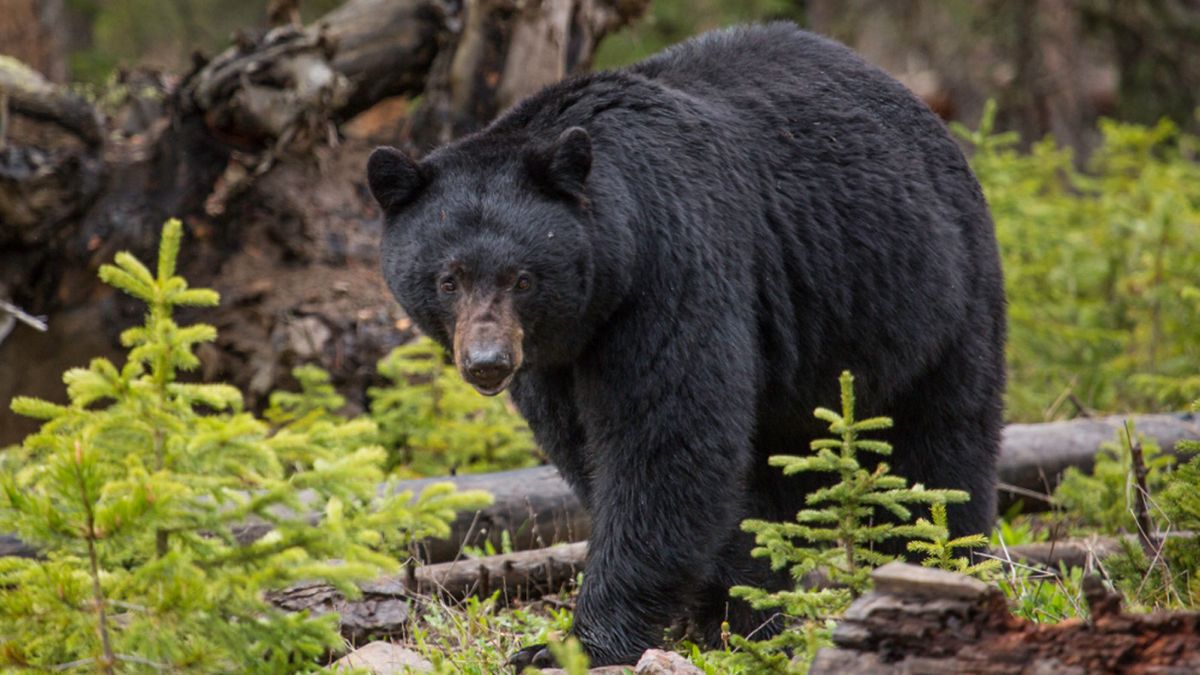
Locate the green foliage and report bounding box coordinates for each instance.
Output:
[736,371,971,607]
[265,364,347,431]
[726,371,976,673]
[1098,435,1200,611]
[998,564,1088,623]
[907,502,1001,577]
[66,0,345,84]
[1145,452,1200,606]
[369,339,538,476]
[0,220,491,672]
[1053,423,1174,534]
[542,638,592,675]
[957,101,1200,419]
[712,621,830,675]
[593,0,804,70]
[407,591,575,674]
[1050,414,1200,610]
[990,509,1051,548]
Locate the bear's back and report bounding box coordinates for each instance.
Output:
[625,23,933,138]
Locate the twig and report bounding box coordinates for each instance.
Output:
[73,440,116,674]
[1124,421,1159,560]
[996,481,1055,504]
[1067,393,1094,419]
[0,299,49,332]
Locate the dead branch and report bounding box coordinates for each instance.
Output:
[0,55,103,147]
[267,542,587,640]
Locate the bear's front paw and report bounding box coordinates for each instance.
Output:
[507,643,556,671]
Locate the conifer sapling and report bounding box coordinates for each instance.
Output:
[0,219,491,672]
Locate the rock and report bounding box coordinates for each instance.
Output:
[540,649,700,674]
[267,580,411,642]
[870,561,989,600]
[332,641,432,673]
[283,315,332,360]
[537,662,628,667]
[634,649,703,674]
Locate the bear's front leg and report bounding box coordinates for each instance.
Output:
[567,330,757,666]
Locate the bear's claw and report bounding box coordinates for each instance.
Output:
[507,643,556,671]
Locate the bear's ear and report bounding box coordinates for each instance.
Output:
[368,146,428,213]
[525,127,592,199]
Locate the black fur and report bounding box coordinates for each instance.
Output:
[368,23,1006,666]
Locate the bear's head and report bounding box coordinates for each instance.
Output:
[367,127,596,395]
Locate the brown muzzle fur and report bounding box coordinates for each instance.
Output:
[452,289,524,395]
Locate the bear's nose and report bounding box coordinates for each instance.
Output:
[463,348,513,390]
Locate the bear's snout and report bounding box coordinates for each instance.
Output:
[452,289,524,395]
[462,346,514,395]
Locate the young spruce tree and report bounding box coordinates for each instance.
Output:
[0,220,491,672]
[726,371,977,673]
[370,339,537,476]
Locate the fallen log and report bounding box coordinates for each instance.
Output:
[0,464,587,562]
[996,411,1200,510]
[267,542,587,640]
[989,531,1194,571]
[267,529,1197,641]
[420,412,1200,557]
[810,562,1200,674]
[3,413,1197,563]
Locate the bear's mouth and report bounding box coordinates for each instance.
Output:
[467,374,515,397]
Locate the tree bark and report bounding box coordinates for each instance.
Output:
[267,542,587,640]
[811,562,1200,674]
[0,0,68,83]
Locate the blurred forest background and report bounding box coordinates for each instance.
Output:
[9,0,1200,148]
[2,0,1199,444]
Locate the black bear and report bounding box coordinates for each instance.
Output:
[367,23,1005,668]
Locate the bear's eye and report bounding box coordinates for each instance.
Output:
[439,277,458,294]
[514,273,533,293]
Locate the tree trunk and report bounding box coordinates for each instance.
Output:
[0,0,68,83]
[0,0,649,445]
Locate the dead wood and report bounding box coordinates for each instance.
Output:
[810,562,1200,674]
[989,532,1194,571]
[0,55,102,147]
[267,542,587,640]
[2,414,1196,563]
[0,464,587,564]
[264,530,1198,643]
[996,412,1199,511]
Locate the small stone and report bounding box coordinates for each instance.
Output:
[871,561,988,600]
[285,315,332,359]
[332,641,432,673]
[537,662,628,667]
[634,649,702,674]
